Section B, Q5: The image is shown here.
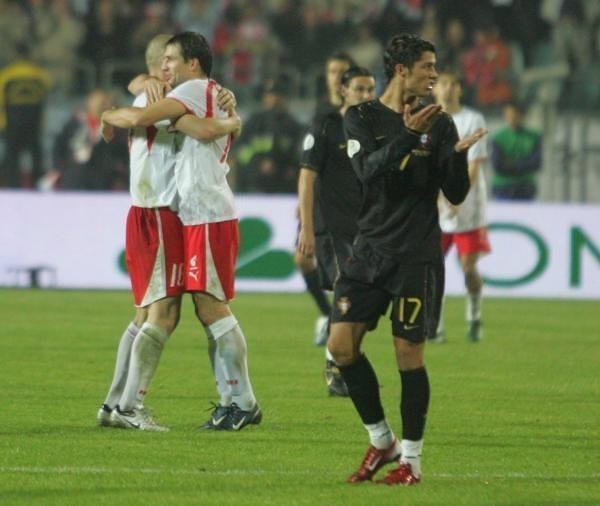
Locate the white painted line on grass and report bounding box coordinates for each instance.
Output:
[1,467,599,480]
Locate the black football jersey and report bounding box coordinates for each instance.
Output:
[343,99,469,263]
[301,111,361,239]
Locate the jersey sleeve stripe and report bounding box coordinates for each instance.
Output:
[146,125,158,152]
[205,79,216,118]
[219,134,232,163]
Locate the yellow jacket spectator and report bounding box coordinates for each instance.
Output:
[0,44,50,188]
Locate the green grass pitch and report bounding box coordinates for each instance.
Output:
[1,289,598,505]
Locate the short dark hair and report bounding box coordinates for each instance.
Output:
[341,66,373,87]
[437,69,463,87]
[167,31,213,77]
[504,100,525,113]
[383,34,436,82]
[326,51,356,68]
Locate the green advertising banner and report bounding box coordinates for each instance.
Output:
[1,192,598,299]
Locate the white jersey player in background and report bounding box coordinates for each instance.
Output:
[101,31,261,431]
[432,70,490,343]
[98,34,241,431]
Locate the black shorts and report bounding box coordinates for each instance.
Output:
[330,240,444,343]
[315,233,353,291]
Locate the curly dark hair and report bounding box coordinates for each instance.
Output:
[383,34,436,82]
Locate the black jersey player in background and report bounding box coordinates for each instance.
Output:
[297,66,376,397]
[293,51,356,346]
[327,34,487,485]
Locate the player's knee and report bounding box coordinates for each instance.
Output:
[133,307,148,327]
[328,338,358,366]
[464,270,482,290]
[394,339,424,369]
[193,293,231,325]
[157,314,179,336]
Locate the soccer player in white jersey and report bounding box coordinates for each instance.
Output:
[101,32,261,431]
[97,34,241,431]
[432,70,490,342]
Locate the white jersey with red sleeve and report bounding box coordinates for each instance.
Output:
[439,106,488,233]
[128,93,178,209]
[167,78,235,225]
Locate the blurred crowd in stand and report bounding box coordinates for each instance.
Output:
[0,0,599,194]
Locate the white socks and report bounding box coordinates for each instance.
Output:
[466,293,482,322]
[204,325,232,407]
[118,322,169,411]
[400,439,423,477]
[104,321,139,408]
[364,420,397,450]
[209,315,256,411]
[325,347,335,362]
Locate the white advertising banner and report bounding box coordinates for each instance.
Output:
[1,191,598,299]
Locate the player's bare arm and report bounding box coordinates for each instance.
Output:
[297,168,318,257]
[170,113,241,142]
[466,158,484,186]
[439,128,487,204]
[103,98,186,129]
[101,98,187,142]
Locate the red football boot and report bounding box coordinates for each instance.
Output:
[377,462,421,486]
[347,440,400,483]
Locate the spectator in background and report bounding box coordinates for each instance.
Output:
[490,102,542,201]
[419,4,442,48]
[32,0,85,95]
[80,0,133,87]
[173,0,222,43]
[211,2,241,78]
[462,23,513,109]
[0,43,50,188]
[0,0,29,69]
[221,2,277,100]
[346,25,383,80]
[549,0,591,70]
[377,0,426,43]
[130,1,177,63]
[52,89,128,190]
[436,18,468,73]
[233,75,304,193]
[275,3,340,81]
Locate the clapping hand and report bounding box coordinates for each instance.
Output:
[454,128,488,153]
[403,102,442,133]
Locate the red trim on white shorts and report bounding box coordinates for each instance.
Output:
[182,219,239,301]
[125,207,185,307]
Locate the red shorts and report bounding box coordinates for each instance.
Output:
[125,206,185,307]
[183,219,239,301]
[441,227,491,257]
